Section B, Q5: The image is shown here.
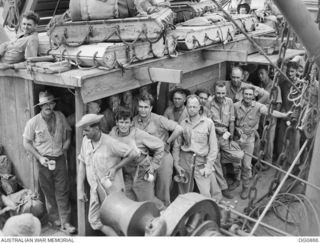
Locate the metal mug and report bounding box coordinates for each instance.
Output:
[48,160,56,170]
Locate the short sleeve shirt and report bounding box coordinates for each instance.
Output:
[23,111,71,157]
[109,127,164,170]
[133,113,178,142]
[234,101,268,135]
[78,133,132,192]
[179,116,218,165]
[225,81,269,103]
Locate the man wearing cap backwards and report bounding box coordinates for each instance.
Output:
[163,86,190,124]
[257,65,282,165]
[23,91,76,234]
[109,108,164,209]
[77,113,137,235]
[277,60,304,169]
[226,66,270,104]
[172,95,222,200]
[133,93,183,207]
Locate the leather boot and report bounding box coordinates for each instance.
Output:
[240,185,250,199]
[228,180,240,191]
[222,189,234,199]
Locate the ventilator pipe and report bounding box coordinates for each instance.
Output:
[272,0,320,236]
[273,0,320,67]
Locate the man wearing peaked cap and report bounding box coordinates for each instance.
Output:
[76,113,104,128]
[77,113,138,235]
[23,91,76,234]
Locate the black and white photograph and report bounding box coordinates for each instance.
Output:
[0,0,319,239]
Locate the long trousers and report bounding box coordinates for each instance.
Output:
[177,151,222,200]
[217,136,243,187]
[38,155,71,224]
[155,151,173,207]
[238,136,255,187]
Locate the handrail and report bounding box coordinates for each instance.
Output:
[243,152,320,192]
[249,140,309,235]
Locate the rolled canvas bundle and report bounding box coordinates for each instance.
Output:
[48,8,175,45]
[49,37,176,69]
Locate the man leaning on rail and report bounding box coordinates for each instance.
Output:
[234,86,291,199]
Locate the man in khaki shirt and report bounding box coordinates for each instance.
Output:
[133,93,183,207]
[209,81,244,196]
[234,86,290,199]
[163,87,190,124]
[226,66,270,104]
[110,108,164,209]
[173,95,221,200]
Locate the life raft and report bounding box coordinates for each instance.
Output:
[229,14,259,34]
[48,8,175,46]
[170,15,235,50]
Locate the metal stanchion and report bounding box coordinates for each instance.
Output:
[249,140,308,236]
[244,152,320,192]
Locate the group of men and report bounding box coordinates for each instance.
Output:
[73,63,296,234]
[9,9,302,237]
[20,59,303,236]
[0,5,306,236]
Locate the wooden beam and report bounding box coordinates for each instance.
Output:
[134,67,182,84]
[0,69,81,88]
[202,49,248,62]
[247,49,305,64]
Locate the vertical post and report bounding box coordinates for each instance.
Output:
[75,88,86,235]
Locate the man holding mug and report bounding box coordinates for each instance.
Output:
[23,91,76,234]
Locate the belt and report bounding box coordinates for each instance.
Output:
[214,123,228,128]
[43,154,63,160]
